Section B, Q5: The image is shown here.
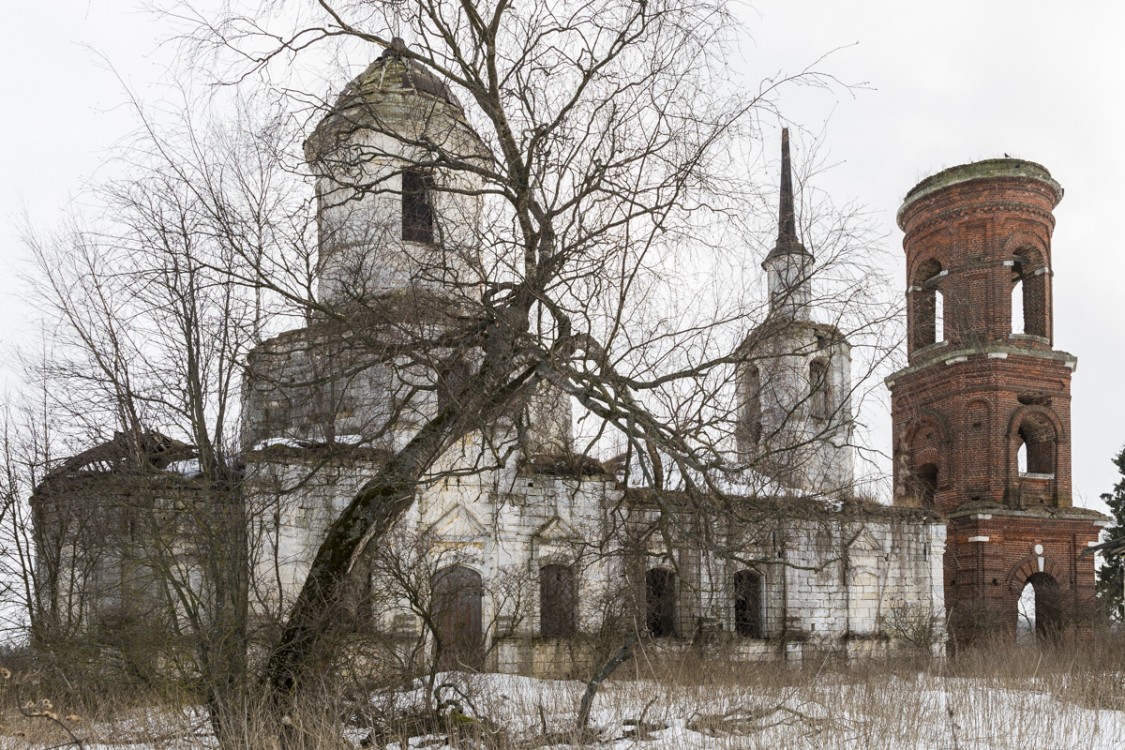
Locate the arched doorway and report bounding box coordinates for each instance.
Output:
[432,565,484,670]
[1016,572,1062,642]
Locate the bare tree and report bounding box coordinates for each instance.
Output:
[13,0,902,743]
[181,1,892,712]
[18,101,316,741]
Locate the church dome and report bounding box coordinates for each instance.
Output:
[338,39,462,110]
[305,38,473,161]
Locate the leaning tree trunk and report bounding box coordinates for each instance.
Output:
[263,353,540,722]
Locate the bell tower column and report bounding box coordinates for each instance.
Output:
[888,159,1105,646]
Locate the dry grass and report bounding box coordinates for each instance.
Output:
[0,634,1123,748]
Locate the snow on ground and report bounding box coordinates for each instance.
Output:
[5,669,1124,749]
[363,671,1125,750]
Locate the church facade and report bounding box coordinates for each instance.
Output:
[32,46,1102,678]
[236,48,944,673]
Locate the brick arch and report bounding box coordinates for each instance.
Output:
[1005,405,1065,470]
[903,408,952,465]
[1006,555,1069,593]
[1001,232,1050,270]
[1005,404,1066,441]
[909,256,944,286]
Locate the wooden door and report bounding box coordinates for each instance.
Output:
[432,565,484,670]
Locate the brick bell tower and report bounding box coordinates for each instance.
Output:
[888,159,1106,646]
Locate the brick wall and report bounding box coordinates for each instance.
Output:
[888,159,1105,645]
[944,510,1102,645]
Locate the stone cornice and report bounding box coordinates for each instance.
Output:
[886,344,1077,387]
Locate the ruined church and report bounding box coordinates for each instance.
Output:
[31,44,1103,674]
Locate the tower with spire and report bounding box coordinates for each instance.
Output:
[735,129,854,495]
[762,129,815,320]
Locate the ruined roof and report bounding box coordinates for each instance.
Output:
[51,431,196,477]
[32,431,201,506]
[898,158,1064,228]
[305,38,471,161]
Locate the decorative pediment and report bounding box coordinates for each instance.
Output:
[425,504,489,542]
[534,515,580,543]
[849,528,887,556]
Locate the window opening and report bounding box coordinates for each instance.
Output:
[539,564,577,637]
[743,366,762,446]
[437,355,472,414]
[402,169,434,244]
[1016,416,1055,476]
[809,359,830,420]
[1011,274,1025,335]
[934,289,944,342]
[645,568,677,638]
[733,570,763,637]
[1012,254,1049,338]
[432,565,484,669]
[910,259,943,350]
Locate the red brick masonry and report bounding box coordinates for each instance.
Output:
[888,159,1105,645]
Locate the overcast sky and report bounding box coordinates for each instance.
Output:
[1,1,1122,510]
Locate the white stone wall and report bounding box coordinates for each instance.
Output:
[244,439,945,669]
[307,58,486,307]
[739,321,855,495]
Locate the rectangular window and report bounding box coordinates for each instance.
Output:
[645,568,677,637]
[734,570,763,638]
[540,564,577,637]
[402,169,434,244]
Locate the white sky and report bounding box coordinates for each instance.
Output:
[1,1,1122,511]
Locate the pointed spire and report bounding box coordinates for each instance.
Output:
[764,128,812,263]
[778,128,797,245]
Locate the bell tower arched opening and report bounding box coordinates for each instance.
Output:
[909,259,944,352]
[1014,412,1057,478]
[1011,252,1050,339]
